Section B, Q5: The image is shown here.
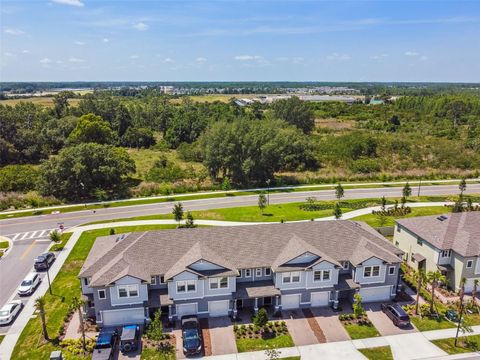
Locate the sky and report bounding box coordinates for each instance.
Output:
[1,0,480,82]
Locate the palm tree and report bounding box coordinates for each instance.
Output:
[414,269,426,315]
[459,277,466,312]
[35,296,49,341]
[426,271,446,315]
[72,296,86,353]
[473,279,479,311]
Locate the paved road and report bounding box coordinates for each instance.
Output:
[0,183,478,313]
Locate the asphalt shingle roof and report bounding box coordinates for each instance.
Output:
[397,212,480,257]
[79,221,402,287]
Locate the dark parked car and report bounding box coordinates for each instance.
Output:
[181,316,202,356]
[445,309,460,323]
[381,303,411,327]
[34,252,55,271]
[92,328,119,360]
[120,325,140,353]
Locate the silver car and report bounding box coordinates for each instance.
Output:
[18,272,41,296]
[0,300,23,325]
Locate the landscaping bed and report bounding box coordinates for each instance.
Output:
[339,313,380,340]
[359,346,394,360]
[233,321,294,352]
[432,334,480,354]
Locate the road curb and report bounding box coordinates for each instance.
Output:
[0,235,13,260]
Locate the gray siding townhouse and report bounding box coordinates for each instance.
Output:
[79,221,403,327]
[394,212,480,292]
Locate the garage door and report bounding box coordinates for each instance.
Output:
[102,307,145,326]
[209,300,230,317]
[359,286,392,302]
[464,279,480,293]
[282,294,301,310]
[176,303,197,318]
[311,291,330,307]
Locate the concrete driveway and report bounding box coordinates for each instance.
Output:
[282,309,319,346]
[310,307,350,342]
[364,303,417,336]
[208,317,237,356]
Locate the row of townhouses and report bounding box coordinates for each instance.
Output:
[79,221,404,327]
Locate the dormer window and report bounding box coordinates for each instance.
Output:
[151,276,157,285]
[313,270,331,282]
[364,265,380,278]
[441,250,452,258]
[342,261,349,270]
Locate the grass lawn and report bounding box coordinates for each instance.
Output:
[432,335,480,354]
[49,233,72,252]
[0,335,4,344]
[410,315,456,332]
[0,241,9,249]
[0,97,82,107]
[236,334,295,352]
[11,224,178,360]
[140,347,176,359]
[343,323,380,340]
[281,357,301,360]
[351,206,451,227]
[359,346,393,360]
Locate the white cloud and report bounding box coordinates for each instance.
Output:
[196,57,207,63]
[370,54,389,60]
[130,55,140,59]
[4,52,14,57]
[405,51,419,57]
[103,38,109,43]
[4,28,25,35]
[74,41,85,45]
[234,55,263,61]
[22,49,29,53]
[69,57,85,62]
[163,57,175,63]
[133,22,148,31]
[40,58,52,64]
[51,0,84,7]
[326,53,350,61]
[420,55,428,61]
[292,56,304,64]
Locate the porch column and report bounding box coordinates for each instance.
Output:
[254,297,259,314]
[333,291,339,310]
[168,304,173,322]
[233,299,238,320]
[274,295,280,313]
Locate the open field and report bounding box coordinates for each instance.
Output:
[0,97,82,107]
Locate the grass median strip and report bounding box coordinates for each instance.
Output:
[236,334,295,353]
[11,224,178,360]
[358,346,394,360]
[432,334,480,354]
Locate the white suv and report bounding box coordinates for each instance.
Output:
[18,272,41,296]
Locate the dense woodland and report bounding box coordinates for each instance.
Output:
[0,89,480,207]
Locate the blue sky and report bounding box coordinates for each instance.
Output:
[1,0,480,82]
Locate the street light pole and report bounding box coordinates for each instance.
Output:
[46,266,52,295]
[266,179,271,206]
[417,179,422,197]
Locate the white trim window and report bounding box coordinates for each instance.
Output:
[117,284,139,298]
[151,276,157,285]
[209,277,228,290]
[159,276,165,284]
[244,269,252,278]
[313,270,331,282]
[265,268,272,276]
[388,266,396,275]
[255,268,263,277]
[98,289,106,300]
[177,280,196,293]
[282,271,301,284]
[441,250,452,258]
[363,265,380,278]
[467,260,474,269]
[342,261,349,270]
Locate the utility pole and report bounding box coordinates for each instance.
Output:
[266,179,271,206]
[417,179,422,197]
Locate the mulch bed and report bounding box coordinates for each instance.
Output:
[339,313,373,326]
[142,333,176,350]
[200,318,213,356]
[302,309,326,343]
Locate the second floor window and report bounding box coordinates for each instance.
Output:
[244,269,252,278]
[265,268,272,276]
[209,277,228,289]
[118,284,139,298]
[467,260,474,268]
[255,268,263,277]
[151,276,157,285]
[282,271,301,284]
[441,250,452,258]
[98,289,106,299]
[364,265,380,278]
[313,270,331,282]
[177,280,196,293]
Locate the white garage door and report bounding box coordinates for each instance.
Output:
[209,300,230,317]
[359,286,392,303]
[102,307,145,326]
[176,303,197,318]
[282,294,301,310]
[311,291,330,307]
[464,279,480,293]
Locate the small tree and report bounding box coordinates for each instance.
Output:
[353,293,364,318]
[400,196,407,207]
[403,182,412,199]
[253,308,269,329]
[72,296,86,353]
[333,202,342,219]
[265,349,281,360]
[184,212,196,228]
[377,212,387,227]
[414,270,426,315]
[35,296,49,341]
[380,196,387,211]
[172,202,184,225]
[473,279,479,312]
[427,271,446,315]
[221,177,231,191]
[335,183,344,201]
[49,230,61,243]
[459,178,467,197]
[258,192,267,214]
[145,310,164,341]
[109,228,115,235]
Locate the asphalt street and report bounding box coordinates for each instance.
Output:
[0,183,479,316]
